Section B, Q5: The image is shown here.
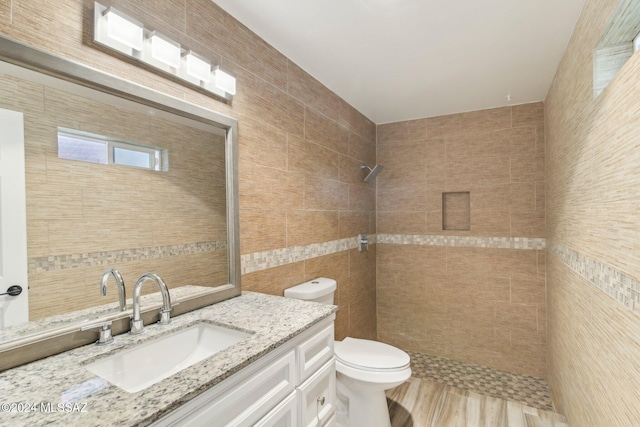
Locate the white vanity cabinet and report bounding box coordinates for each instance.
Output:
[152,315,336,427]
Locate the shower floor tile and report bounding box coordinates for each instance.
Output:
[407,351,555,412]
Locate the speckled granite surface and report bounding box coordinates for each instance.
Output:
[0,285,216,345]
[0,292,336,427]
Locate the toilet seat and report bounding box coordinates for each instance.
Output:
[334,337,410,372]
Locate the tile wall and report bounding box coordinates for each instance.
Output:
[0,0,377,339]
[376,103,547,379]
[545,0,640,424]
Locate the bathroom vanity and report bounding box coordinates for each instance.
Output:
[0,292,337,427]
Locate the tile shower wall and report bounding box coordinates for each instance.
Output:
[0,1,376,339]
[376,103,547,378]
[545,0,640,425]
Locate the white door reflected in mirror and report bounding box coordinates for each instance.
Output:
[0,108,28,328]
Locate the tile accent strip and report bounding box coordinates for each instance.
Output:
[240,234,543,275]
[377,234,546,250]
[241,235,378,275]
[28,241,227,273]
[548,241,640,315]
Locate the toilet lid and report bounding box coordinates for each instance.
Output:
[334,338,410,371]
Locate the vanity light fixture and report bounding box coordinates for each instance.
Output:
[215,67,237,95]
[185,51,212,83]
[93,2,236,100]
[149,32,181,69]
[97,6,144,54]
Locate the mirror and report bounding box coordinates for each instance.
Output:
[0,37,240,359]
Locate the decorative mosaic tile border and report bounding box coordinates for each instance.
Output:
[548,242,640,315]
[377,234,546,250]
[28,241,227,273]
[241,235,378,275]
[407,351,555,412]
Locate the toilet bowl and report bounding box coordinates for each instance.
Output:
[284,278,411,427]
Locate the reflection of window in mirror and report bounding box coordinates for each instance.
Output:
[57,127,168,171]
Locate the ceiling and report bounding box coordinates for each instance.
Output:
[212,0,586,124]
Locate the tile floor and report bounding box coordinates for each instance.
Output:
[406,352,555,412]
[386,377,569,427]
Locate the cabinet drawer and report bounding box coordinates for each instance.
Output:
[296,324,334,384]
[157,350,296,427]
[297,359,336,427]
[254,391,297,427]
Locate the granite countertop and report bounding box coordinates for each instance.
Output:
[0,292,336,426]
[0,285,216,346]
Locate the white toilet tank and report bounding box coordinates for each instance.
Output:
[284,277,336,305]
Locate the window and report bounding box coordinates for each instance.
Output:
[57,128,167,171]
[593,0,640,97]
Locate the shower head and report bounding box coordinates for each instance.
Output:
[361,164,384,183]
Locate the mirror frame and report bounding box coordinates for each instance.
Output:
[0,36,241,370]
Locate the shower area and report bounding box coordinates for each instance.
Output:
[375,102,550,416]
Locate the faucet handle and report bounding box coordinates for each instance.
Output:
[81,321,114,345]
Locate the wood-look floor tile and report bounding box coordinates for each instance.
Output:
[386,378,569,427]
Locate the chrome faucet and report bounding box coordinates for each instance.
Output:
[130,273,172,335]
[101,269,127,311]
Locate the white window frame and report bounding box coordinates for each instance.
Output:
[58,127,168,171]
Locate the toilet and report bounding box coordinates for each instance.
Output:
[284,278,411,427]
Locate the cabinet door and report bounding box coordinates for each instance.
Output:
[155,350,296,427]
[323,413,336,427]
[296,324,334,384]
[296,359,336,427]
[254,391,297,427]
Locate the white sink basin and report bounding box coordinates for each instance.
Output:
[86,323,251,393]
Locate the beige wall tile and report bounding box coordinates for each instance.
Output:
[425,113,462,139]
[377,211,427,235]
[470,208,510,236]
[511,152,545,183]
[459,107,511,134]
[377,140,426,190]
[240,209,286,254]
[185,0,287,90]
[378,184,427,212]
[287,61,341,122]
[348,184,375,212]
[288,134,340,181]
[305,107,349,155]
[445,130,512,160]
[304,177,349,211]
[375,103,545,377]
[510,126,537,158]
[239,162,304,210]
[446,156,511,188]
[286,210,339,247]
[339,211,371,238]
[304,252,349,282]
[0,0,9,24]
[546,0,640,422]
[377,119,427,144]
[337,101,376,143]
[511,102,544,127]
[511,210,545,238]
[242,262,305,296]
[238,117,288,171]
[348,131,376,167]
